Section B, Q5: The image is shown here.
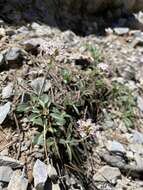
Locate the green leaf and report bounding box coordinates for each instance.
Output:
[54,139,61,159]
[32,107,40,114]
[31,95,38,103]
[72,104,79,115]
[123,117,133,128]
[41,94,50,103]
[50,112,66,126]
[33,133,44,145]
[61,69,71,84]
[47,137,55,148]
[29,113,43,126]
[66,143,72,161]
[39,94,51,108]
[16,104,30,112]
[59,138,66,145]
[33,117,43,126]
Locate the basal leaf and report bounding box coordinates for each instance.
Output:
[16,104,30,112]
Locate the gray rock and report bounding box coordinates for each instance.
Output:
[114,27,129,35]
[129,144,143,155]
[61,30,76,43]
[120,65,135,80]
[0,149,9,156]
[134,153,143,169]
[93,166,121,184]
[0,156,24,169]
[0,28,5,38]
[0,182,3,190]
[0,166,13,183]
[132,130,143,144]
[17,26,29,34]
[31,22,41,30]
[0,54,4,65]
[52,184,61,190]
[33,160,49,190]
[31,77,51,95]
[0,102,11,125]
[21,38,41,52]
[8,170,28,190]
[33,160,57,190]
[131,37,143,48]
[2,83,13,99]
[106,140,126,154]
[5,28,15,36]
[137,96,143,112]
[126,151,134,160]
[104,120,115,128]
[0,20,4,25]
[5,47,21,62]
[32,152,44,159]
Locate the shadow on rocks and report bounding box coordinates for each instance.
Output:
[0,1,143,36]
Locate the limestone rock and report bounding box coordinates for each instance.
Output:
[8,170,28,190]
[5,47,22,63]
[2,83,13,99]
[93,166,121,184]
[0,166,13,183]
[0,102,11,125]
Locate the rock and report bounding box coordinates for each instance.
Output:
[61,30,76,43]
[137,96,143,112]
[93,166,121,184]
[33,160,57,190]
[5,47,22,62]
[0,54,4,66]
[30,77,51,95]
[132,130,143,144]
[8,170,28,190]
[17,26,29,34]
[46,163,57,179]
[114,27,129,35]
[31,22,41,30]
[131,37,143,48]
[32,152,44,159]
[125,80,137,91]
[52,184,61,190]
[21,38,41,52]
[0,149,9,156]
[129,144,143,155]
[105,28,113,35]
[0,102,11,124]
[2,83,13,99]
[134,153,143,169]
[0,166,13,183]
[0,182,3,190]
[5,28,15,36]
[33,160,49,190]
[1,0,143,35]
[119,65,136,80]
[0,20,4,25]
[0,156,24,169]
[0,28,5,38]
[126,151,134,160]
[106,140,126,155]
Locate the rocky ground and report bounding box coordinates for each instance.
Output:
[1,12,143,190]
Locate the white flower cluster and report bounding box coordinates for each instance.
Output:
[77,119,97,138]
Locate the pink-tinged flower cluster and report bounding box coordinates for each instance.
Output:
[77,119,97,138]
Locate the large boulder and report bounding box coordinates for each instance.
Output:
[0,0,143,32]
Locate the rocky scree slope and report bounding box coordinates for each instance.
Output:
[0,17,143,189]
[0,2,143,190]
